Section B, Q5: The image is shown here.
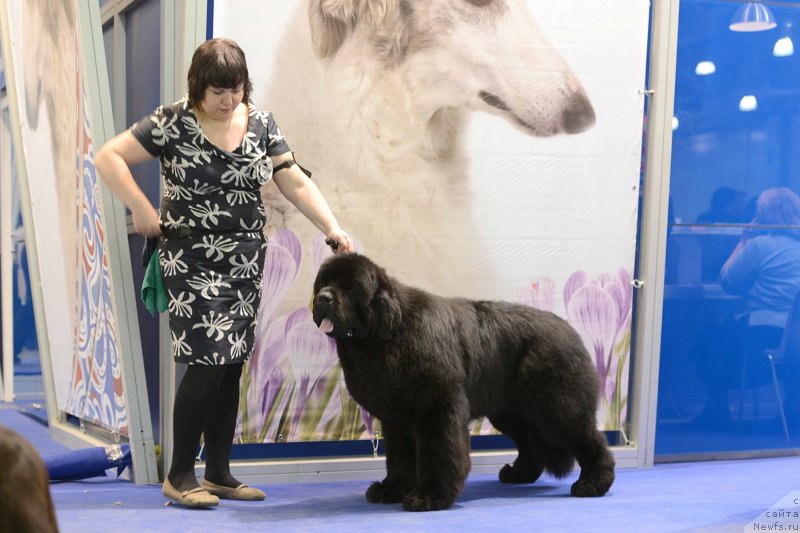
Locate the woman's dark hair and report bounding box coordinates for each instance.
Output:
[187,38,253,107]
[756,187,800,239]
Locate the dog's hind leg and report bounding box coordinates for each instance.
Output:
[489,414,545,484]
[516,362,615,497]
[566,428,616,497]
[366,420,417,504]
[531,408,615,496]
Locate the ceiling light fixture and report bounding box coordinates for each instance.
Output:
[695,61,716,75]
[773,36,794,56]
[729,1,777,32]
[739,95,758,112]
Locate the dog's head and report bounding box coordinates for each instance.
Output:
[312,254,402,341]
[308,0,595,137]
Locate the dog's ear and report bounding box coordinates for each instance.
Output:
[309,0,397,58]
[372,288,401,340]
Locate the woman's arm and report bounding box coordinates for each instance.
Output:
[95,130,161,237]
[720,238,759,295]
[271,152,352,253]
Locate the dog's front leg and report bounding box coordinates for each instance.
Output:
[403,411,471,512]
[365,420,417,504]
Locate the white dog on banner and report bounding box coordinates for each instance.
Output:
[260,0,595,307]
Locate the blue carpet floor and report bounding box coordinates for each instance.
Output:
[2,406,799,532]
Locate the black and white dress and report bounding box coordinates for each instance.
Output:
[131,97,290,365]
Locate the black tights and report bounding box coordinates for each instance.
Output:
[167,363,243,491]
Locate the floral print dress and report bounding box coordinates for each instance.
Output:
[131,97,290,365]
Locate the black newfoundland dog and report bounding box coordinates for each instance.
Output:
[312,254,615,511]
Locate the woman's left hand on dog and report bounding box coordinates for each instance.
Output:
[326,230,353,254]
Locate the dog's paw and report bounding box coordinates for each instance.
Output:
[402,492,453,512]
[570,477,613,497]
[498,463,544,484]
[365,481,405,504]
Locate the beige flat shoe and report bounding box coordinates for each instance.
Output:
[162,478,219,508]
[201,479,266,501]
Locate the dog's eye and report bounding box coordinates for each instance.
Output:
[463,0,494,6]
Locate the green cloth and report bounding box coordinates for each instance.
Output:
[140,250,167,315]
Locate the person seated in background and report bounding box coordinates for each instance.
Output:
[0,424,59,532]
[696,187,800,424]
[696,186,751,225]
[720,187,800,349]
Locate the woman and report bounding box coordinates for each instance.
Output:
[720,187,800,334]
[696,187,800,424]
[95,38,353,507]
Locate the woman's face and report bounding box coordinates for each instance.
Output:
[199,84,244,121]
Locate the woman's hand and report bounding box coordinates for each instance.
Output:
[742,217,760,243]
[132,203,162,238]
[95,130,159,236]
[326,228,353,254]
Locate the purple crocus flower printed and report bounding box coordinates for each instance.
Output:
[260,228,302,324]
[283,307,339,440]
[238,228,301,442]
[238,312,291,443]
[312,233,335,272]
[564,268,632,428]
[515,277,556,312]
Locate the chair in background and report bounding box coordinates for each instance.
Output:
[738,293,800,440]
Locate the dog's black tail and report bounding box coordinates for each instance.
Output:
[542,446,576,479]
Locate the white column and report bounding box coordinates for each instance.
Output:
[631,0,681,468]
[1,97,14,403]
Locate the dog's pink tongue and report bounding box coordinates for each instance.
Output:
[319,318,334,334]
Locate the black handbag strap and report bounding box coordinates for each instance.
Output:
[273,152,312,178]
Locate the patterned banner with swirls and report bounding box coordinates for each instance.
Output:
[65,85,128,436]
[5,0,127,435]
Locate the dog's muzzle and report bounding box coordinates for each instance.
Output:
[314,289,334,312]
[313,289,354,337]
[313,289,336,335]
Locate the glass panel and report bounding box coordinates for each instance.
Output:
[125,0,160,204]
[4,106,44,414]
[102,24,113,117]
[123,0,162,439]
[656,0,800,455]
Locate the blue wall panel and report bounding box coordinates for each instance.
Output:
[656,0,800,456]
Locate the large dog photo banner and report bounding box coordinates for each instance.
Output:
[214,0,650,440]
[2,0,128,435]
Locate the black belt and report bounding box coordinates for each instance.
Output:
[160,226,263,239]
[141,227,263,266]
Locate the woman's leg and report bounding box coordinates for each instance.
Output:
[202,363,244,488]
[167,365,227,491]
